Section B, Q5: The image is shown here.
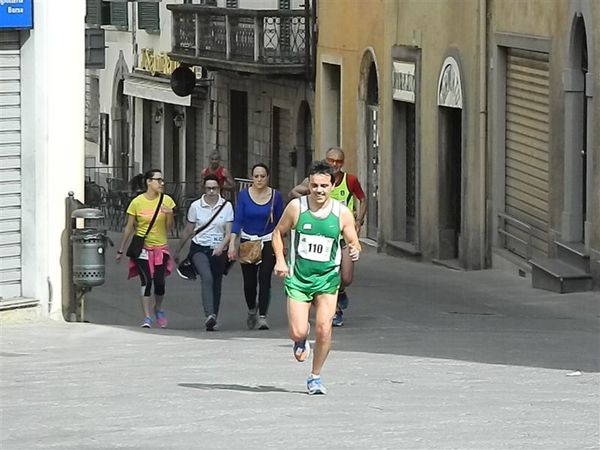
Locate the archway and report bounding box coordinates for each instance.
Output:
[562,13,592,247]
[295,101,313,183]
[111,52,130,181]
[358,49,379,241]
[437,55,464,261]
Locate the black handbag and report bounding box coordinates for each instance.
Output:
[126,194,164,258]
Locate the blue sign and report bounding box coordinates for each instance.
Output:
[0,0,33,30]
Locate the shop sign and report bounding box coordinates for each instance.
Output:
[138,48,203,79]
[0,0,33,29]
[392,61,415,103]
[437,56,463,109]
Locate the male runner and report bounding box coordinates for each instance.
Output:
[288,147,367,326]
[273,160,361,395]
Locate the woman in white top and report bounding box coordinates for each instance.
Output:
[174,174,234,331]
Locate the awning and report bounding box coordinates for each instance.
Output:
[123,75,191,106]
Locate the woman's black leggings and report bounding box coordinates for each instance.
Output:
[240,240,275,316]
[136,257,168,297]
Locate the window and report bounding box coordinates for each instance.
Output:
[99,113,109,165]
[86,0,128,28]
[138,2,159,32]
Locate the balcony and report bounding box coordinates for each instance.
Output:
[167,4,312,76]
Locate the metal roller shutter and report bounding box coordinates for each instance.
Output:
[504,48,550,258]
[0,32,22,299]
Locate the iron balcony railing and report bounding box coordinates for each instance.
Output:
[167,4,312,75]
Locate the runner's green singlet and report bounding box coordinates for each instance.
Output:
[284,196,342,300]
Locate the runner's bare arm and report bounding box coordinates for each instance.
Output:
[222,168,235,191]
[288,177,310,199]
[273,199,300,276]
[340,205,362,259]
[355,195,368,229]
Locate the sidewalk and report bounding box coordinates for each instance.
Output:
[1,234,599,449]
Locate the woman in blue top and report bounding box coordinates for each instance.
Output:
[228,163,284,330]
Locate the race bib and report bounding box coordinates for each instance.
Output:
[297,234,334,262]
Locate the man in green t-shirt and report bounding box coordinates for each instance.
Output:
[273,160,361,395]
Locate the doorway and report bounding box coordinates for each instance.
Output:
[438,106,462,259]
[391,100,417,244]
[563,17,590,245]
[230,90,248,178]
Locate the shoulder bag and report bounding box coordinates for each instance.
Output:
[238,191,275,265]
[126,193,164,258]
[177,200,229,280]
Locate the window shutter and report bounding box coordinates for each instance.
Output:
[85,28,106,69]
[85,0,101,25]
[110,2,129,28]
[138,2,160,32]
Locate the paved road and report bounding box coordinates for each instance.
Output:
[2,232,599,449]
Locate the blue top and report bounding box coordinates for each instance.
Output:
[232,189,284,237]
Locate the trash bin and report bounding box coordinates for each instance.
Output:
[70,208,107,287]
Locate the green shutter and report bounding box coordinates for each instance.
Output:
[110,2,128,28]
[138,2,160,32]
[86,0,101,25]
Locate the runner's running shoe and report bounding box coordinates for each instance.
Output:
[306,376,327,395]
[155,310,168,328]
[293,323,310,362]
[332,311,344,327]
[141,317,153,328]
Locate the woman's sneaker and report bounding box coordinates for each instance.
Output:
[141,316,153,328]
[155,310,168,328]
[246,309,258,330]
[257,316,269,330]
[306,376,327,395]
[205,314,217,331]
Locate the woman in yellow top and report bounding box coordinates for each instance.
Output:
[116,169,176,328]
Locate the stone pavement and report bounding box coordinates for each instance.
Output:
[1,233,599,449]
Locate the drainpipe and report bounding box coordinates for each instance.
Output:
[131,3,138,176]
[479,0,489,269]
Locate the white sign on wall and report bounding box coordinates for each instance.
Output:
[437,56,463,109]
[392,61,416,103]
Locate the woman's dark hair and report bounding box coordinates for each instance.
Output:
[130,173,145,193]
[251,163,269,177]
[203,174,220,186]
[144,169,162,187]
[309,160,335,183]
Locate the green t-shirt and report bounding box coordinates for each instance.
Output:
[127,194,176,247]
[285,196,342,295]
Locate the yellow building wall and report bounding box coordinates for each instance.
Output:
[315,0,386,174]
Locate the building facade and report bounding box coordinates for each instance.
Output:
[168,0,315,197]
[85,0,211,204]
[315,0,599,289]
[0,2,86,317]
[488,0,599,288]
